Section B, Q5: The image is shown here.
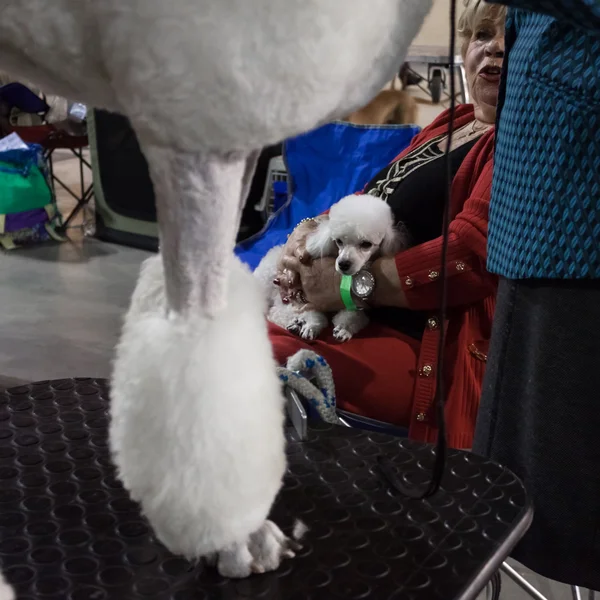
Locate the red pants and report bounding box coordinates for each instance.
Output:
[269,321,420,427]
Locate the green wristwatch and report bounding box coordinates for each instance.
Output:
[340,270,375,311]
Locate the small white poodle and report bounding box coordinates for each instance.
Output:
[255,194,409,342]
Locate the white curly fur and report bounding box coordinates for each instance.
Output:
[257,194,410,342]
[110,254,296,577]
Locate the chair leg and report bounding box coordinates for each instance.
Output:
[572,587,583,600]
[500,562,551,600]
[60,184,94,229]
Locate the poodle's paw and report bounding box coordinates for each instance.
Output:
[332,310,369,342]
[286,316,318,340]
[299,320,319,340]
[295,311,328,340]
[333,326,353,342]
[214,521,301,578]
[248,520,302,574]
[286,318,302,335]
[217,543,255,579]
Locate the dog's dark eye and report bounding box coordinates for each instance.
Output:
[360,241,373,250]
[335,239,344,246]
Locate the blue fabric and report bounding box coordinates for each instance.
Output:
[0,144,44,177]
[235,122,419,270]
[486,1,600,278]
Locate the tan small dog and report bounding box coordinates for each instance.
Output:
[345,89,418,125]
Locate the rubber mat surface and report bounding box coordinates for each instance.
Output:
[0,379,532,599]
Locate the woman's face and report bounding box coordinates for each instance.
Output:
[464,18,505,123]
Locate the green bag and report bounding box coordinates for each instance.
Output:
[0,147,52,215]
[0,144,64,250]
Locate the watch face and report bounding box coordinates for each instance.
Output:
[352,271,375,298]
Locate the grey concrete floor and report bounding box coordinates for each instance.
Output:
[0,235,149,387]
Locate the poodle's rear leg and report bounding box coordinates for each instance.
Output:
[332,310,369,342]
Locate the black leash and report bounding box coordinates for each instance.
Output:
[378,0,458,499]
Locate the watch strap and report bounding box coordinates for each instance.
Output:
[340,275,358,311]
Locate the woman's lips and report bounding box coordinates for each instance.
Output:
[479,66,502,82]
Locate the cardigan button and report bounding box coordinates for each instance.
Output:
[427,317,439,331]
[419,364,434,377]
[455,261,466,272]
[404,276,414,288]
[416,412,426,422]
[428,270,440,281]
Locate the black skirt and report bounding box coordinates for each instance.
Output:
[473,278,600,591]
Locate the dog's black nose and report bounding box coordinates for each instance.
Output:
[338,260,352,273]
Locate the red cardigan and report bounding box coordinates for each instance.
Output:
[381,105,496,448]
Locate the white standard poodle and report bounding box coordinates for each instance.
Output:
[255,194,409,341]
[0,0,432,581]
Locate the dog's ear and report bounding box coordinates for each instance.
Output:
[381,222,411,256]
[305,220,337,259]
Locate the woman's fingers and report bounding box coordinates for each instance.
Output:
[297,249,312,265]
[280,255,301,272]
[293,289,308,304]
[279,269,298,289]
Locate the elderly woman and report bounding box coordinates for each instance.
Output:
[269,0,506,449]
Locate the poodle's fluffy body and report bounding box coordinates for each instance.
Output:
[256,194,408,342]
[0,0,432,581]
[110,254,295,577]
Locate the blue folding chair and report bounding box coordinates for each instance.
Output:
[236,120,420,270]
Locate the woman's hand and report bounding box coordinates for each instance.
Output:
[296,257,345,313]
[275,218,322,301]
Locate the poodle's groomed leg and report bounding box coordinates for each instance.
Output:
[143,145,259,316]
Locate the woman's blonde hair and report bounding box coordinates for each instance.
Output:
[457,0,506,56]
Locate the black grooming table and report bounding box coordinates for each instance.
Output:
[0,379,532,600]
